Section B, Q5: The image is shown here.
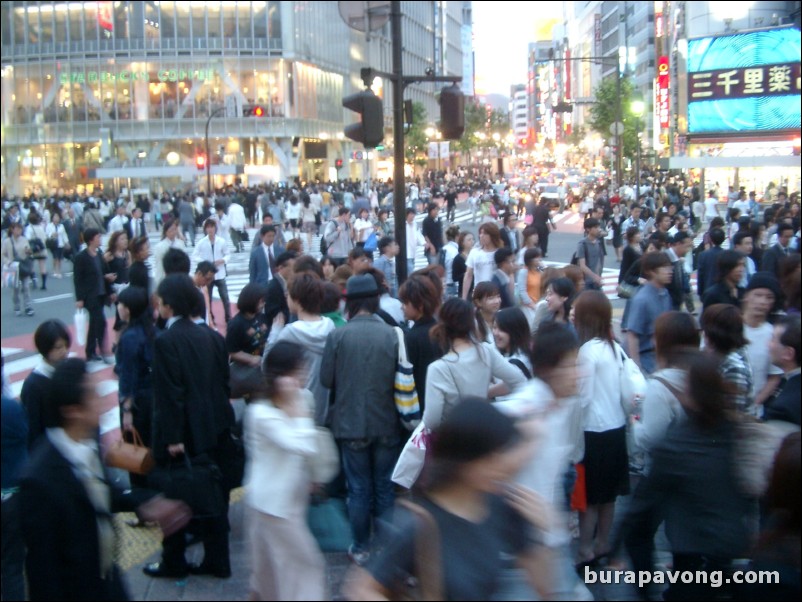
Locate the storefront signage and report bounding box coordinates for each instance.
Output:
[657,56,670,128]
[687,28,801,135]
[58,69,216,85]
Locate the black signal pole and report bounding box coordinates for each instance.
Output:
[391,0,406,283]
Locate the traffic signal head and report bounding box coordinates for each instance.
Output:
[519,137,528,147]
[439,84,465,140]
[335,158,344,168]
[343,90,384,148]
[196,155,206,170]
[244,105,266,117]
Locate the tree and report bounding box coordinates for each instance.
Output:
[587,76,640,163]
[404,101,429,165]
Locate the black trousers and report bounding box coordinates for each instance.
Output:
[208,279,231,322]
[85,295,107,357]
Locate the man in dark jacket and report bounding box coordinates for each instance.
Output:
[73,228,112,362]
[145,274,235,579]
[696,227,726,297]
[21,359,188,600]
[764,315,801,426]
[761,223,797,279]
[320,274,400,565]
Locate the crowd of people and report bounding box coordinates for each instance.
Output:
[1,171,801,601]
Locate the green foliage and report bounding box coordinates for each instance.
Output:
[404,101,429,164]
[588,76,641,162]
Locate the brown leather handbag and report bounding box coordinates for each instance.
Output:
[104,427,155,476]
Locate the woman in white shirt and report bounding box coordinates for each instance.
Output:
[353,208,374,248]
[244,341,325,600]
[45,212,70,278]
[285,196,302,239]
[573,290,628,569]
[461,222,504,299]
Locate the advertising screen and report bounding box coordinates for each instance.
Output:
[687,28,801,135]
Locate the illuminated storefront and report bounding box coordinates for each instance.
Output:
[669,27,801,197]
[1,1,467,195]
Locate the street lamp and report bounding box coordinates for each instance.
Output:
[631,91,645,202]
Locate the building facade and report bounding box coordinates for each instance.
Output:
[1,1,469,196]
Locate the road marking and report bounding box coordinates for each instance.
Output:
[100,406,120,435]
[565,213,581,225]
[1,347,23,356]
[33,293,74,304]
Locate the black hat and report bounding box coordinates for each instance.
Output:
[345,274,379,299]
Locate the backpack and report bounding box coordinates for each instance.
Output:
[320,220,334,256]
[570,239,587,266]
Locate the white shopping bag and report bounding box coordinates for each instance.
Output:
[391,421,430,489]
[74,308,89,347]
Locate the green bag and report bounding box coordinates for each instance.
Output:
[306,496,351,552]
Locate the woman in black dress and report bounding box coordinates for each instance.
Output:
[451,231,474,300]
[128,236,151,296]
[618,226,642,284]
[104,230,131,348]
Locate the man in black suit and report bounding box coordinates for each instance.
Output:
[765,315,801,426]
[248,224,285,285]
[20,358,187,601]
[264,251,297,336]
[145,274,235,579]
[126,207,147,240]
[73,228,113,362]
[696,227,726,297]
[761,223,797,279]
[499,212,520,254]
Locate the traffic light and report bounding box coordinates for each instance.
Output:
[553,102,573,113]
[439,84,464,140]
[335,158,343,169]
[519,137,528,147]
[342,90,384,148]
[243,105,266,117]
[196,155,206,170]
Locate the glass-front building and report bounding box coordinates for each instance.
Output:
[1,1,469,196]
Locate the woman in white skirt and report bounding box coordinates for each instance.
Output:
[244,341,325,601]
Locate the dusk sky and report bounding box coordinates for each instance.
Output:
[471,1,564,97]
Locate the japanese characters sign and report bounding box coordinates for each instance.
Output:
[687,28,801,135]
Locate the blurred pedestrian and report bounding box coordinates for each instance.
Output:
[244,342,325,601]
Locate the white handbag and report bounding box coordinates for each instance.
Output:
[74,308,89,347]
[616,343,646,415]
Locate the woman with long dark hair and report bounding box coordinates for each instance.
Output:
[573,290,629,568]
[493,307,533,378]
[624,352,753,601]
[423,298,526,429]
[473,281,502,344]
[115,285,156,490]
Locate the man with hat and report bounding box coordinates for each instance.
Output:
[320,274,401,566]
[742,272,784,415]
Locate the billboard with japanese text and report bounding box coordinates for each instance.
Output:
[687,28,801,135]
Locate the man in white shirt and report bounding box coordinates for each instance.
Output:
[703,190,719,224]
[404,208,425,276]
[732,191,751,217]
[227,201,247,253]
[107,205,129,234]
[152,220,187,288]
[193,218,231,323]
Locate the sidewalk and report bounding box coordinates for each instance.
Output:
[122,491,354,601]
[122,489,642,601]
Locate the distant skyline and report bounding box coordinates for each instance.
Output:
[471,1,564,98]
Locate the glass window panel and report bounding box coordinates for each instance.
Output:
[84,3,100,43]
[13,5,25,44]
[208,2,221,38]
[254,2,267,38]
[191,4,205,39]
[237,2,252,41]
[27,6,40,43]
[68,4,83,44]
[113,1,128,38]
[160,1,175,38]
[222,2,236,38]
[268,1,280,43]
[176,2,190,37]
[54,4,68,44]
